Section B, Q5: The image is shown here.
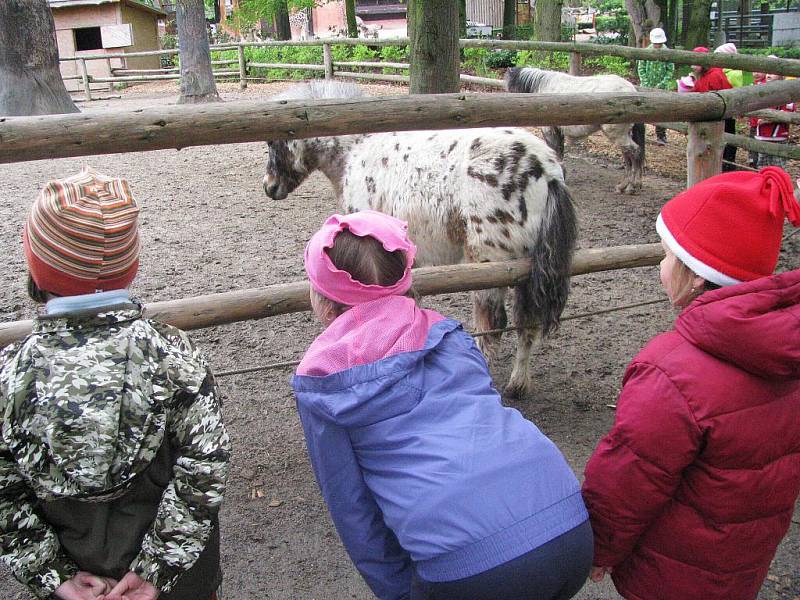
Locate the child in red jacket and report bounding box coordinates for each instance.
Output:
[752,64,795,169]
[690,46,738,171]
[582,167,800,600]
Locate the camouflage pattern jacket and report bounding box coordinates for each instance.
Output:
[0,303,230,598]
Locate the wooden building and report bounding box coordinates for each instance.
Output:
[50,0,166,91]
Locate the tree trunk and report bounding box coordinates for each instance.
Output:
[345,0,358,38]
[459,0,467,39]
[408,0,460,94]
[625,0,662,46]
[0,0,78,116]
[666,0,679,46]
[533,0,564,41]
[274,3,291,41]
[684,0,713,50]
[177,0,221,103]
[503,0,517,39]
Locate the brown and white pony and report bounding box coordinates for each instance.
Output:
[506,67,646,195]
[263,81,578,398]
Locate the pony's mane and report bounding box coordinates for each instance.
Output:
[506,67,571,93]
[272,80,365,101]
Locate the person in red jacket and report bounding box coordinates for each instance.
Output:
[582,166,800,600]
[690,46,738,171]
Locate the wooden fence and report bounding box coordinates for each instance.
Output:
[0,244,664,348]
[1,50,796,344]
[59,38,800,101]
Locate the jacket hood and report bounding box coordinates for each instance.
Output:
[1,307,178,499]
[676,268,800,378]
[293,316,459,428]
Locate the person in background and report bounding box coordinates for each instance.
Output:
[638,27,675,146]
[714,42,754,87]
[752,61,795,170]
[584,167,800,600]
[691,47,738,171]
[0,168,230,600]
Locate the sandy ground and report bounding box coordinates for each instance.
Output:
[0,80,797,600]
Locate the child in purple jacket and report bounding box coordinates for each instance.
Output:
[292,210,592,600]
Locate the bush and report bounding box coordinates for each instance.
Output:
[485,49,518,69]
[739,47,800,59]
[584,55,632,76]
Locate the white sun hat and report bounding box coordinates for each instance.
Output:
[650,28,667,44]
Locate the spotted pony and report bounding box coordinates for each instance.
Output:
[263,81,578,398]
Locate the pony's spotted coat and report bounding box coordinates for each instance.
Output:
[263,81,578,397]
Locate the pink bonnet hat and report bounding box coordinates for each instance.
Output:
[304,210,417,306]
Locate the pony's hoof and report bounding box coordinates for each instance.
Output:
[503,379,532,400]
[625,186,640,195]
[615,182,628,194]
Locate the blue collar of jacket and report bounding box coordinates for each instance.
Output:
[46,290,133,316]
[292,318,461,428]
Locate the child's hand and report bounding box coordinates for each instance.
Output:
[589,565,613,582]
[99,572,159,600]
[55,572,117,599]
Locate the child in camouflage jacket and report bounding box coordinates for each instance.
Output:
[0,168,230,600]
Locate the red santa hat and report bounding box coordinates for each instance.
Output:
[656,167,800,286]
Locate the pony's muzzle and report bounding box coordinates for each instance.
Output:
[263,178,286,200]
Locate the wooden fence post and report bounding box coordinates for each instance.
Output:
[323,43,333,79]
[105,57,114,91]
[687,121,724,187]
[238,44,247,90]
[569,51,581,76]
[78,58,93,101]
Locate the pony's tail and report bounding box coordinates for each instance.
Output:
[528,178,578,337]
[632,122,646,168]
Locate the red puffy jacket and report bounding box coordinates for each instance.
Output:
[693,67,733,92]
[583,268,800,600]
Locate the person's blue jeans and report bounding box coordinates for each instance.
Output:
[410,520,593,600]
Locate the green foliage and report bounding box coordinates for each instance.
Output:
[585,0,625,13]
[351,45,379,62]
[160,33,178,50]
[584,55,631,76]
[595,14,630,34]
[461,48,491,76]
[233,0,316,27]
[514,50,570,71]
[484,50,518,69]
[739,47,800,59]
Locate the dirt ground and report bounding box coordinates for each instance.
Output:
[0,81,797,600]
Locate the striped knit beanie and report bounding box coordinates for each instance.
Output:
[24,167,140,296]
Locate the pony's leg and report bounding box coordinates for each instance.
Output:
[541,127,566,180]
[473,288,508,364]
[601,124,641,195]
[505,279,540,399]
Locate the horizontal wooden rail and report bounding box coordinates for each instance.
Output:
[248,62,325,71]
[1,80,797,164]
[0,243,664,348]
[58,39,800,76]
[90,70,239,83]
[660,121,800,159]
[333,61,409,69]
[459,40,800,77]
[335,71,409,82]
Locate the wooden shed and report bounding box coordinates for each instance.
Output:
[50,0,166,92]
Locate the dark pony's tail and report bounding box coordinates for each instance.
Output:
[527,178,578,337]
[632,122,646,169]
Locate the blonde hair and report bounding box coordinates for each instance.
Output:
[669,256,720,308]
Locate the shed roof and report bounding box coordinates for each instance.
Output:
[49,0,167,17]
